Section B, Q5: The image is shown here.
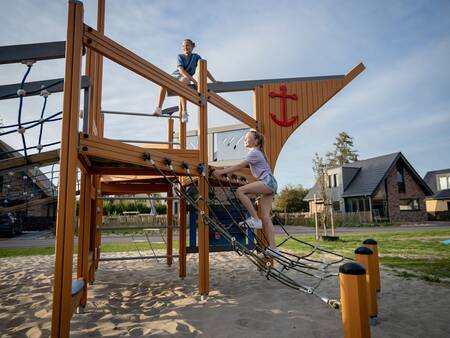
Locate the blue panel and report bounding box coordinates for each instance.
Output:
[186,199,255,252]
[188,205,197,248]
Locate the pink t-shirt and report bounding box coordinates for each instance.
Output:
[245,148,272,180]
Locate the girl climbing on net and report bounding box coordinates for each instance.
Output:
[153,38,217,123]
[212,130,281,257]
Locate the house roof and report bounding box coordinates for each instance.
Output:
[429,189,450,200]
[304,152,433,201]
[423,168,450,194]
[341,152,401,197]
[0,140,56,197]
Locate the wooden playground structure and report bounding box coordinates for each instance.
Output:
[0,1,371,337]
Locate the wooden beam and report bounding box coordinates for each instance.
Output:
[79,133,201,176]
[51,1,84,337]
[100,182,169,194]
[82,25,200,105]
[0,149,60,174]
[208,91,257,128]
[343,62,366,87]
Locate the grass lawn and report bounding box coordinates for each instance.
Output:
[1,229,449,283]
[278,229,450,283]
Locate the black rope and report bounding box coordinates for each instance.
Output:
[17,64,33,159]
[0,111,62,136]
[0,114,62,129]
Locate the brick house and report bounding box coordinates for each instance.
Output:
[304,152,433,223]
[423,168,450,219]
[0,140,57,220]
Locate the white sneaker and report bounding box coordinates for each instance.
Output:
[153,107,162,116]
[238,217,262,229]
[181,111,189,123]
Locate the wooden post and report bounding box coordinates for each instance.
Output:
[339,262,371,338]
[178,113,187,278]
[85,0,105,278]
[51,1,83,337]
[314,194,319,240]
[76,172,91,309]
[355,246,378,322]
[197,60,209,295]
[166,118,174,266]
[363,239,381,293]
[330,203,335,236]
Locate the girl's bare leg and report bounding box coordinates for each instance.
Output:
[260,194,276,248]
[236,181,272,220]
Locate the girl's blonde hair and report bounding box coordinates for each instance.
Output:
[248,130,268,161]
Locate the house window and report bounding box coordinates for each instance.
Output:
[333,201,340,211]
[345,197,369,212]
[328,174,338,188]
[396,165,405,193]
[438,176,450,191]
[399,199,420,211]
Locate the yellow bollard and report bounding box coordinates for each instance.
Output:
[363,239,381,293]
[355,246,378,324]
[339,262,371,338]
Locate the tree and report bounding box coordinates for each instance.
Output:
[273,184,309,212]
[326,131,358,167]
[312,152,329,236]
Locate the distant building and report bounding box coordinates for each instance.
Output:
[304,152,433,223]
[423,168,450,218]
[0,140,57,219]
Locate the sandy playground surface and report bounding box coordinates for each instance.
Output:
[0,251,449,338]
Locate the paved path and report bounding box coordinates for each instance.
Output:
[1,222,449,249]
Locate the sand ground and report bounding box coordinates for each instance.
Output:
[0,251,449,337]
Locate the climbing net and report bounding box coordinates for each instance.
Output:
[0,62,65,209]
[143,153,354,309]
[0,61,62,158]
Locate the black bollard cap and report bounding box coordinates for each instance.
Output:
[355,246,373,255]
[363,238,377,245]
[339,262,366,275]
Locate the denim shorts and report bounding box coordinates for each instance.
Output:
[260,174,278,195]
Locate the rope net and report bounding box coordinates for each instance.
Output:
[144,153,353,309]
[1,63,65,210]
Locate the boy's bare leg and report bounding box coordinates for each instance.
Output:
[157,87,167,108]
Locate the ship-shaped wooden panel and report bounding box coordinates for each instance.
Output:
[255,63,365,169]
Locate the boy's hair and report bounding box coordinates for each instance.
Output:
[248,130,268,161]
[183,39,196,48]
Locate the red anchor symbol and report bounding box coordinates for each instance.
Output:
[269,85,298,127]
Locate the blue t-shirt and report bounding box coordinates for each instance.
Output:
[245,148,272,180]
[172,53,202,77]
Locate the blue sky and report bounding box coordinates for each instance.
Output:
[1,0,449,189]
